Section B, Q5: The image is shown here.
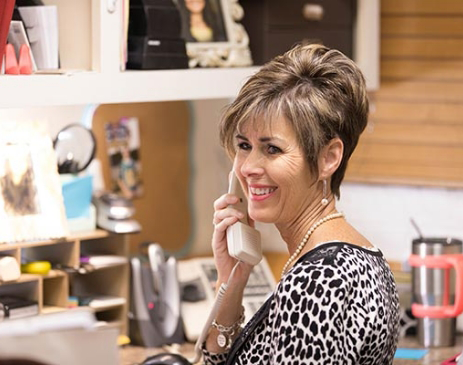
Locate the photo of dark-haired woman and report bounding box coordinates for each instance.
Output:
[177,0,228,43]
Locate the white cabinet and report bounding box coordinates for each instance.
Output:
[0,0,378,108]
[0,0,259,108]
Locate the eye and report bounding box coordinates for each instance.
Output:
[267,145,282,155]
[237,142,251,151]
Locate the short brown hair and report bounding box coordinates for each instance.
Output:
[219,43,369,198]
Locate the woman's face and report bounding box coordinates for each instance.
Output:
[233,117,318,226]
[185,0,206,14]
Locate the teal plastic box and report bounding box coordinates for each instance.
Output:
[61,175,93,219]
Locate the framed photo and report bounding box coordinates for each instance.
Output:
[175,0,252,67]
[0,121,68,243]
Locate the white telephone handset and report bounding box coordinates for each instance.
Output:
[226,172,262,265]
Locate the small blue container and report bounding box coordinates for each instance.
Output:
[61,175,93,219]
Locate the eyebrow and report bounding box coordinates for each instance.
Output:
[236,134,284,143]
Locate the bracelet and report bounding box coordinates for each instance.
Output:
[211,306,245,350]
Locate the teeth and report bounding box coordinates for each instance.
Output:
[250,187,276,195]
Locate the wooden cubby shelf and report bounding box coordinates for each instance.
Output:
[0,230,129,335]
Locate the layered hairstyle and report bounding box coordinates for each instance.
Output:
[219,43,369,198]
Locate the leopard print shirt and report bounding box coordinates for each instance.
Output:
[203,242,400,365]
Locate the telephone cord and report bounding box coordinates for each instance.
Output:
[190,261,241,364]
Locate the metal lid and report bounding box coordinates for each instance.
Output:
[412,237,463,246]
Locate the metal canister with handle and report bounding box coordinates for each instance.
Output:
[410,237,463,347]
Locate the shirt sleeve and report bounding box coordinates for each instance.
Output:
[201,343,228,365]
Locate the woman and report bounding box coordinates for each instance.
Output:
[202,43,400,364]
[178,0,227,42]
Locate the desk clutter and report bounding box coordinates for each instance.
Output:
[0,256,20,282]
[0,309,120,365]
[0,295,39,320]
[0,230,131,364]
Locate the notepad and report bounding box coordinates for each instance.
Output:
[394,348,429,360]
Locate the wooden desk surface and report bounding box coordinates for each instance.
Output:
[394,336,462,365]
[120,343,195,365]
[120,336,463,365]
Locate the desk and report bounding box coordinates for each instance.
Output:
[120,343,194,365]
[120,336,463,364]
[394,336,462,365]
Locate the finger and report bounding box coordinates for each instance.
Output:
[213,216,239,233]
[213,193,239,211]
[213,207,244,225]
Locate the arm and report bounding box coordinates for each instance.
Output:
[201,193,254,363]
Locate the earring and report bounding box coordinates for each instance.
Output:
[321,180,328,206]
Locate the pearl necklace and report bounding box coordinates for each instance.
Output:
[281,212,345,277]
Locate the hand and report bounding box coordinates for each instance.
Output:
[211,193,253,285]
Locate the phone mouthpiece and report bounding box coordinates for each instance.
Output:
[227,222,262,266]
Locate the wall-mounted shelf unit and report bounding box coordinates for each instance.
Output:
[0,0,379,108]
[0,67,259,108]
[0,230,129,335]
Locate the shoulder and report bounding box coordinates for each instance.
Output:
[295,241,384,271]
[276,242,389,301]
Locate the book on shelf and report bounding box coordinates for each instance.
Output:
[0,296,39,320]
[80,255,128,269]
[77,295,126,309]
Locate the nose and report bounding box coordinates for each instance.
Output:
[239,150,265,178]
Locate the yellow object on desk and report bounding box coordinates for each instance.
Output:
[118,335,131,346]
[21,261,51,275]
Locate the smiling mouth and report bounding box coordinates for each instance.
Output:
[250,187,277,196]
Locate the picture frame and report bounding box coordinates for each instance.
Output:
[0,121,68,243]
[175,0,253,67]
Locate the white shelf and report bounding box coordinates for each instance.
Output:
[0,0,379,108]
[0,67,260,108]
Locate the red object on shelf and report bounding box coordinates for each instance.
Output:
[0,0,16,71]
[440,353,460,365]
[18,44,32,74]
[4,43,18,74]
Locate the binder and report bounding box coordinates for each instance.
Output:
[18,5,59,70]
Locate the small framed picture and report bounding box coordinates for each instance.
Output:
[175,0,253,67]
[0,121,68,243]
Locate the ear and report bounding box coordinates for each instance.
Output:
[318,137,344,180]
